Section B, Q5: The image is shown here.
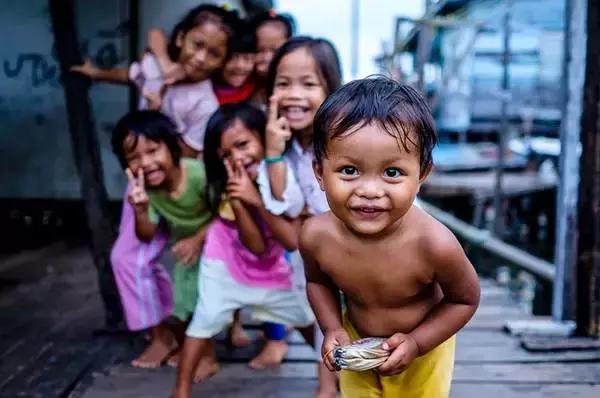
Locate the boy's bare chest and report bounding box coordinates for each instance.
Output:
[318,241,431,305]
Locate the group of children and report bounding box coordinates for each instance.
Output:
[73,4,480,398]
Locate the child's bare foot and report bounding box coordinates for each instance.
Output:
[193,356,220,383]
[167,349,181,367]
[248,340,288,369]
[228,323,252,348]
[131,337,175,368]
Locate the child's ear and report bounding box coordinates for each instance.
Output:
[418,163,433,185]
[312,160,325,191]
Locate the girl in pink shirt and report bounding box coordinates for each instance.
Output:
[173,102,314,397]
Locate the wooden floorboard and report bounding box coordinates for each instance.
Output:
[1,245,600,398]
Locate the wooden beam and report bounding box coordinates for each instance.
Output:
[48,0,122,327]
[553,0,586,323]
[576,0,600,337]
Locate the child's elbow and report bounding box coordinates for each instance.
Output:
[137,232,154,243]
[135,227,155,243]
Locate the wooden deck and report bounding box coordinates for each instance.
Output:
[1,245,600,397]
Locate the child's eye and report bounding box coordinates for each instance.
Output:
[339,166,358,176]
[384,168,402,178]
[275,81,288,88]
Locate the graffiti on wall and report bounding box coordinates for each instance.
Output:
[2,21,130,87]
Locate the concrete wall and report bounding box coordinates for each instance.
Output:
[0,0,129,199]
[0,0,244,200]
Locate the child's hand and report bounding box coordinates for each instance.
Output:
[70,58,99,79]
[126,168,149,213]
[322,328,352,372]
[265,95,291,157]
[143,85,166,110]
[162,63,187,86]
[225,159,262,207]
[147,28,169,57]
[376,333,420,376]
[172,235,203,266]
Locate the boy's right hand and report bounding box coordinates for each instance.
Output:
[322,327,352,372]
[70,58,99,79]
[265,95,291,157]
[126,168,149,213]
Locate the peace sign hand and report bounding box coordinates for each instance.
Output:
[126,168,149,213]
[225,159,262,208]
[265,95,292,157]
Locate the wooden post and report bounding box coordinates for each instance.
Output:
[576,0,600,337]
[415,22,433,92]
[553,0,586,323]
[48,0,123,327]
[128,0,139,111]
[493,4,511,237]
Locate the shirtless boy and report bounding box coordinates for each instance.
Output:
[300,77,481,397]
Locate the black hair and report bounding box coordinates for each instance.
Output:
[250,10,295,39]
[203,101,266,213]
[228,20,256,56]
[313,76,438,176]
[111,110,181,170]
[167,4,240,61]
[266,36,342,99]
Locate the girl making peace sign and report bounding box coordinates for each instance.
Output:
[173,102,315,397]
[112,110,213,369]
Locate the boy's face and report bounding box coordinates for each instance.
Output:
[222,52,255,88]
[314,123,429,236]
[123,134,175,188]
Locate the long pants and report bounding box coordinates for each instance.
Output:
[111,191,173,331]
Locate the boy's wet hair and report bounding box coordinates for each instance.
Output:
[112,110,181,170]
[313,76,438,176]
[203,101,266,214]
[168,4,240,60]
[266,36,342,98]
[250,10,296,39]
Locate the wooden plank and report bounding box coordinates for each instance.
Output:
[422,171,556,198]
[455,344,600,363]
[451,383,600,398]
[453,362,600,383]
[522,336,600,351]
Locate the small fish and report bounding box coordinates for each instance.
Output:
[333,337,390,371]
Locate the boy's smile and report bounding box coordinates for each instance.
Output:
[315,122,428,236]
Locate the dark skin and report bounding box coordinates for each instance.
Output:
[301,206,480,376]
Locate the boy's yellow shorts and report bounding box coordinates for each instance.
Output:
[340,314,455,398]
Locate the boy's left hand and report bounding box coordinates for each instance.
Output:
[377,333,420,376]
[225,159,262,208]
[172,234,203,266]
